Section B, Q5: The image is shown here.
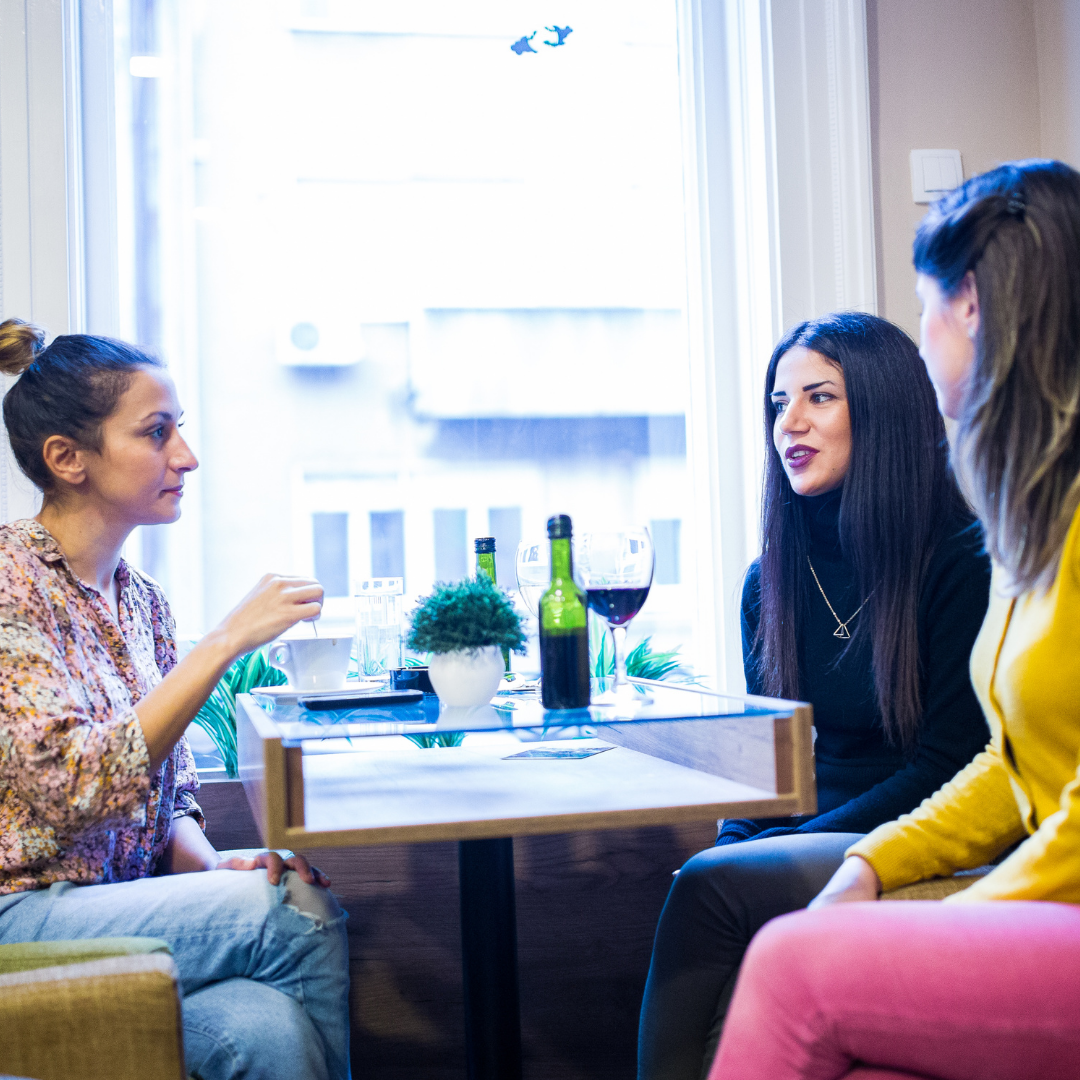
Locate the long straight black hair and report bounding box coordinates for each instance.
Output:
[752,312,970,748]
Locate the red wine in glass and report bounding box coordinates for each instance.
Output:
[578,528,655,704]
[586,586,651,626]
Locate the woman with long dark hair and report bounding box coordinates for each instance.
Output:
[707,159,1080,1080]
[637,312,992,1080]
[0,321,350,1080]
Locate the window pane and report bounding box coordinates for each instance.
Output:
[433,509,468,582]
[312,512,349,597]
[488,507,522,586]
[650,519,681,586]
[370,511,406,582]
[108,0,702,672]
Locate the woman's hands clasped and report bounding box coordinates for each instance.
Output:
[807,855,882,909]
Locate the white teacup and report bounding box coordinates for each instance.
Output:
[269,636,353,692]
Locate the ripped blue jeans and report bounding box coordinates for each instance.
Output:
[0,856,351,1080]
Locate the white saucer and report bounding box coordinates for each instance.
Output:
[250,678,384,703]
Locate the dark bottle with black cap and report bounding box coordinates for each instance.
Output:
[474,537,510,672]
[539,514,590,709]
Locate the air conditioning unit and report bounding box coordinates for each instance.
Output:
[276,315,366,367]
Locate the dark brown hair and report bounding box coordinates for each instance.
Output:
[0,319,162,491]
[913,160,1080,593]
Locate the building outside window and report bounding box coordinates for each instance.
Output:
[108,0,701,672]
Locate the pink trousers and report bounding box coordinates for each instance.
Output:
[708,900,1080,1080]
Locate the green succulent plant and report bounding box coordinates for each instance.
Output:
[407,575,527,655]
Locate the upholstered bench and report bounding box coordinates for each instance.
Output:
[880,867,990,901]
[0,937,186,1080]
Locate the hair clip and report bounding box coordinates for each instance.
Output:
[1006,191,1026,218]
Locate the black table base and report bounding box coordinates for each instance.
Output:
[458,837,522,1080]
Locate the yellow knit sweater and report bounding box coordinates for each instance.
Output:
[848,504,1080,903]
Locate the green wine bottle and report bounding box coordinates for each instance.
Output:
[539,515,590,709]
[474,537,510,672]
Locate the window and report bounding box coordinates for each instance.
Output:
[104,0,703,672]
[433,509,468,583]
[370,511,406,581]
[487,507,522,585]
[650,518,681,586]
[312,512,349,597]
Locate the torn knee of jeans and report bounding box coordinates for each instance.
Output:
[281,871,343,930]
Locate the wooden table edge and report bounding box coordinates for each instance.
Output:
[237,693,817,850]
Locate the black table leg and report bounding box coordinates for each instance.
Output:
[458,837,522,1080]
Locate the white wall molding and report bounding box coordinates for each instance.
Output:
[771,0,877,328]
[0,0,84,522]
[0,0,84,334]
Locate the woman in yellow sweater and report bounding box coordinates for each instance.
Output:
[708,159,1080,1080]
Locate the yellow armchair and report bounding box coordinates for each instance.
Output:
[0,938,186,1080]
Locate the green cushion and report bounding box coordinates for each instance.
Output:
[0,937,172,975]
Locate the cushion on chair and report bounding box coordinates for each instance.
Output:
[0,953,186,1080]
[0,936,171,974]
[880,868,989,901]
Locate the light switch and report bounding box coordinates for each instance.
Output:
[910,149,964,204]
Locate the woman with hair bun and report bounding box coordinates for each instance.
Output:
[0,322,350,1080]
[710,160,1080,1080]
[638,311,992,1080]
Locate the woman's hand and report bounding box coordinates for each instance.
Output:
[216,850,331,888]
[136,573,323,771]
[808,855,881,909]
[214,574,324,657]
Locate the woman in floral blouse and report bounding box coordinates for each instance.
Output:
[0,319,350,1080]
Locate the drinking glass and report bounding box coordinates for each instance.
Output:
[355,577,404,676]
[577,527,655,704]
[514,540,551,619]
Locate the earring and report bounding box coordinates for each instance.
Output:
[967,327,976,339]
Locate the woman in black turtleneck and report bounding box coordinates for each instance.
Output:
[638,313,992,1080]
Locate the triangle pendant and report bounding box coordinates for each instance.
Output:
[833,624,851,639]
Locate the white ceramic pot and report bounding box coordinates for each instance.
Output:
[427,646,505,707]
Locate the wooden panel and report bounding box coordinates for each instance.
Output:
[600,715,777,791]
[286,746,305,829]
[282,794,797,850]
[771,706,816,814]
[292,740,778,847]
[236,697,280,846]
[199,779,715,1080]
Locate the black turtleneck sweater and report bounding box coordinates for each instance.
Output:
[721,487,992,844]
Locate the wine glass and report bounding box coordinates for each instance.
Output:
[577,527,655,704]
[514,540,550,619]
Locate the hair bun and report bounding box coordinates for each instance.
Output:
[0,319,46,376]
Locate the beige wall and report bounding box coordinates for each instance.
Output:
[867,0,1044,338]
[1034,0,1080,166]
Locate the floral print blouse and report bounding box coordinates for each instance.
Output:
[0,519,201,894]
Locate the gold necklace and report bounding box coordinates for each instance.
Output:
[807,556,868,639]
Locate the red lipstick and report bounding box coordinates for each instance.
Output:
[785,444,818,471]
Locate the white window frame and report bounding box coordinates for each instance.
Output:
[679,0,875,691]
[0,0,875,690]
[0,0,84,523]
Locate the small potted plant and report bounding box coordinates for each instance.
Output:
[407,575,527,707]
